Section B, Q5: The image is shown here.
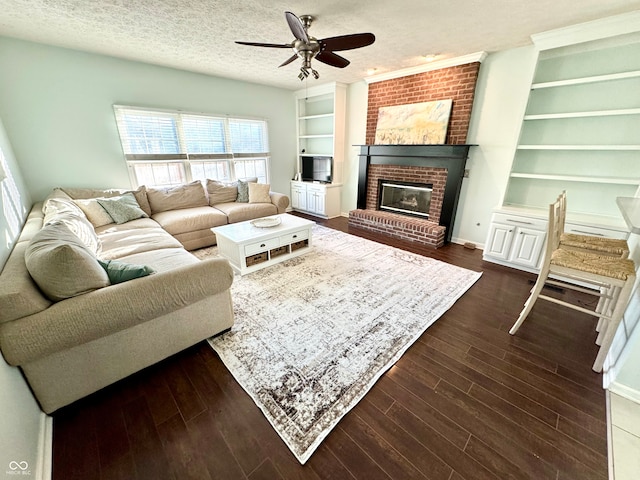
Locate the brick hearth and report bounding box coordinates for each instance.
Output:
[349,209,446,248]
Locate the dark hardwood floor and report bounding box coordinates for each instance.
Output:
[52,215,608,480]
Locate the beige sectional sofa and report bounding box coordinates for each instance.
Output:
[0,180,289,413]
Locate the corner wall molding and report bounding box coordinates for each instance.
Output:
[36,413,53,480]
[532,10,640,51]
[364,51,487,84]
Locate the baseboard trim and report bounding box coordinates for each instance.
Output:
[35,413,53,480]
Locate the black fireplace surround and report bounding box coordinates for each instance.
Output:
[356,144,474,243]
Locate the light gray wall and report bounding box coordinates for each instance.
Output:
[453,45,538,246]
[0,36,297,202]
[342,46,539,246]
[0,117,48,480]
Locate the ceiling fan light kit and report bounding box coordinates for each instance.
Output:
[236,11,375,81]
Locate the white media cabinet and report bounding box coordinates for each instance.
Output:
[290,180,342,219]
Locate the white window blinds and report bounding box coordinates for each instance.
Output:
[113,106,270,186]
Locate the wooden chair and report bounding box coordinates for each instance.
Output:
[558,191,629,258]
[509,194,636,372]
[556,191,631,342]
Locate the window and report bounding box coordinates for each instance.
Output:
[113,106,270,187]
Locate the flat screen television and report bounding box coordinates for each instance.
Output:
[301,156,333,183]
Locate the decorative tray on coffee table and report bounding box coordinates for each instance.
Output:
[250,216,282,228]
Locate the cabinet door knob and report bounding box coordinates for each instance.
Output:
[260,243,265,247]
[293,235,297,238]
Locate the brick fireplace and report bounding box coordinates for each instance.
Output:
[349,144,472,248]
[348,60,481,247]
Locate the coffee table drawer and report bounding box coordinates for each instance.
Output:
[245,237,280,256]
[280,229,309,245]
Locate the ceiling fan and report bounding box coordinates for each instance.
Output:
[236,11,375,81]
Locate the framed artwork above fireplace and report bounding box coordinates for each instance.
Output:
[374,99,453,145]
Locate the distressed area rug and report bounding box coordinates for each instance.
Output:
[195,225,482,464]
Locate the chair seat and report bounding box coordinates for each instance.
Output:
[511,191,637,373]
[560,233,629,256]
[551,248,635,281]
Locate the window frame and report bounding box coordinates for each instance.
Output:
[113,105,270,188]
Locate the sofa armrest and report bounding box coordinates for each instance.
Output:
[0,258,234,365]
[270,192,290,214]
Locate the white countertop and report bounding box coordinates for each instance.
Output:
[617,197,640,234]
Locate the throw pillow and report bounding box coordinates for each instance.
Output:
[206,179,238,205]
[62,186,152,217]
[97,193,148,224]
[130,186,152,217]
[98,259,155,284]
[73,198,114,228]
[236,180,253,203]
[248,183,271,203]
[146,180,209,213]
[25,222,110,301]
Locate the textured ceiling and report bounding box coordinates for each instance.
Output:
[1,1,640,90]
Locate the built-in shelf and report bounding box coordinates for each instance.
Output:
[299,153,331,157]
[531,69,640,89]
[299,113,334,120]
[524,108,640,120]
[517,145,640,151]
[295,82,346,188]
[497,25,640,268]
[510,173,640,185]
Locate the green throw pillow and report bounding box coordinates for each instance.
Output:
[98,259,155,284]
[236,180,251,203]
[97,193,148,224]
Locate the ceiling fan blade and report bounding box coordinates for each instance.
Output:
[235,41,291,48]
[285,11,309,43]
[319,33,375,52]
[279,54,299,67]
[316,51,350,68]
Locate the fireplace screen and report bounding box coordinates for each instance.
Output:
[378,180,432,218]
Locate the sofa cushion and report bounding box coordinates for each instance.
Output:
[147,181,208,214]
[73,198,114,228]
[61,186,152,217]
[46,212,101,255]
[0,241,52,324]
[98,259,155,284]
[248,183,271,203]
[25,222,110,302]
[152,206,228,236]
[206,179,238,205]
[213,202,277,224]
[97,193,148,224]
[42,196,85,224]
[116,247,200,273]
[97,225,183,260]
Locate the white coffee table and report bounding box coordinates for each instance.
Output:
[213,213,315,275]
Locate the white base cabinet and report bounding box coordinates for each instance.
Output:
[483,211,547,272]
[483,206,629,273]
[291,181,342,219]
